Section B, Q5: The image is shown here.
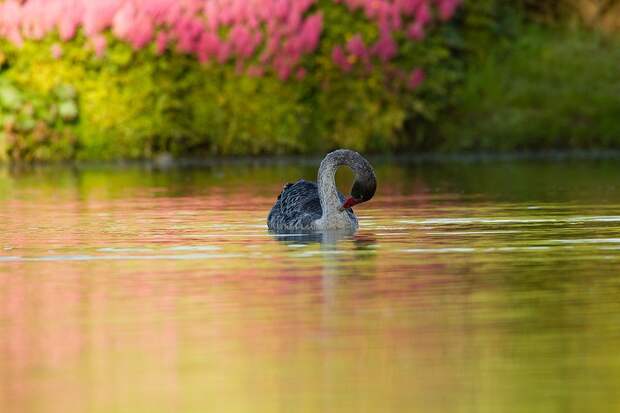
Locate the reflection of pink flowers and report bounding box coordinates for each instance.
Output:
[0,0,460,83]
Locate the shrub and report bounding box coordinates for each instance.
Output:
[0,0,461,161]
[440,26,620,150]
[0,75,78,161]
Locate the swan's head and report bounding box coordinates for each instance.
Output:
[338,166,377,212]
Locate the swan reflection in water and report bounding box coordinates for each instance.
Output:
[269,229,377,249]
[269,228,379,327]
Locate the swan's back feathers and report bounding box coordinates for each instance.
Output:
[268,180,321,230]
[267,179,354,231]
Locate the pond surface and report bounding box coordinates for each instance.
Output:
[1,157,620,413]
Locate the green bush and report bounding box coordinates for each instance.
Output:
[3,1,615,162]
[440,26,620,150]
[0,74,78,162]
[0,3,460,162]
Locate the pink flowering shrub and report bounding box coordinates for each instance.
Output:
[0,0,459,82]
[0,0,462,160]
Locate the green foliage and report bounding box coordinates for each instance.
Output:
[0,73,79,161]
[515,0,620,25]
[3,2,616,162]
[184,69,310,155]
[0,0,464,162]
[0,11,454,162]
[440,26,620,150]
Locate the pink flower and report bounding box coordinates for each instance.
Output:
[415,2,431,26]
[296,67,307,80]
[0,0,459,78]
[399,0,424,15]
[217,42,231,63]
[126,15,154,49]
[143,0,174,22]
[408,68,425,89]
[346,34,366,58]
[274,1,289,20]
[230,25,254,58]
[83,0,120,36]
[247,65,264,77]
[274,57,293,80]
[7,30,23,47]
[51,43,63,59]
[112,2,135,39]
[58,15,78,41]
[332,46,352,72]
[299,13,322,53]
[438,0,460,21]
[372,32,397,62]
[201,32,221,59]
[91,34,107,57]
[155,32,168,54]
[407,21,425,40]
[204,1,219,31]
[285,8,301,34]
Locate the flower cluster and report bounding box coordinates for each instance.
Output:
[0,0,460,83]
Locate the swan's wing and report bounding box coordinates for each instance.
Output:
[268,180,322,230]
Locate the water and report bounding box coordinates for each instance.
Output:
[1,158,620,413]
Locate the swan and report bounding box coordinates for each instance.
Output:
[267,149,377,231]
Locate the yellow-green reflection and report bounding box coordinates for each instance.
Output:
[1,159,620,413]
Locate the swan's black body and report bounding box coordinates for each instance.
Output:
[267,180,356,231]
[267,149,376,231]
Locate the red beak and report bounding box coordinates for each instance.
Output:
[338,197,361,212]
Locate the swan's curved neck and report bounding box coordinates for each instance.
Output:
[314,150,359,229]
[317,153,344,219]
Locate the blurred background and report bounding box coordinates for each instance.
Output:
[0,0,619,163]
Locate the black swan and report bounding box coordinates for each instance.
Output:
[267,149,376,231]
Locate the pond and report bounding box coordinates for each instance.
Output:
[1,156,620,413]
